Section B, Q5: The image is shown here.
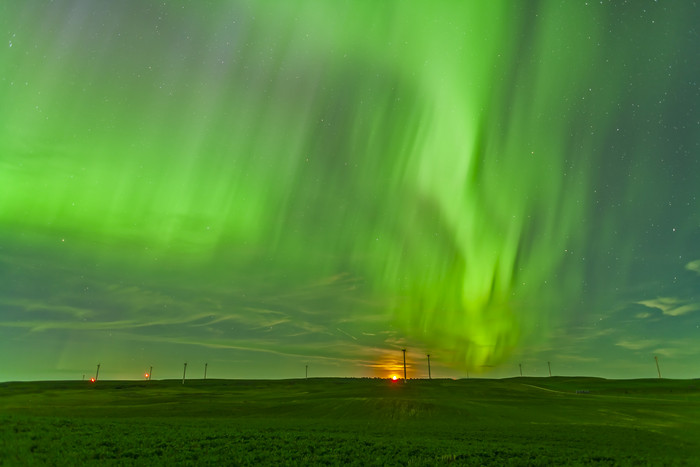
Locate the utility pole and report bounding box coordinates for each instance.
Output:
[548,361,552,377]
[204,363,208,380]
[95,363,101,381]
[149,366,153,381]
[182,362,187,384]
[654,356,661,379]
[427,354,431,380]
[519,363,522,377]
[402,349,407,382]
[305,364,308,379]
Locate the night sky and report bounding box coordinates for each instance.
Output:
[1,1,699,381]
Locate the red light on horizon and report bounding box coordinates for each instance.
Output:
[145,373,149,378]
[90,378,95,383]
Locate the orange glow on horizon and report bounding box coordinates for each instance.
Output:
[90,378,95,382]
[367,354,407,379]
[391,375,398,381]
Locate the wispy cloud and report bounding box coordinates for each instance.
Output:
[637,297,700,317]
[336,327,358,341]
[685,259,700,274]
[3,299,94,319]
[653,348,676,358]
[650,337,700,359]
[548,326,614,344]
[615,339,659,351]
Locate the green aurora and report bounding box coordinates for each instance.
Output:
[1,1,699,381]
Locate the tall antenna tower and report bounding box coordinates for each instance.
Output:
[519,363,522,377]
[149,366,152,381]
[402,349,407,382]
[305,364,308,379]
[654,356,661,378]
[427,354,431,380]
[548,361,552,377]
[182,362,187,384]
[204,363,208,380]
[95,363,101,381]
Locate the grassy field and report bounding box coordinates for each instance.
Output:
[1,377,699,465]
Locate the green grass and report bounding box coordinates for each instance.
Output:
[1,377,699,465]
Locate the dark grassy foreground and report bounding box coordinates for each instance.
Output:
[1,377,699,465]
